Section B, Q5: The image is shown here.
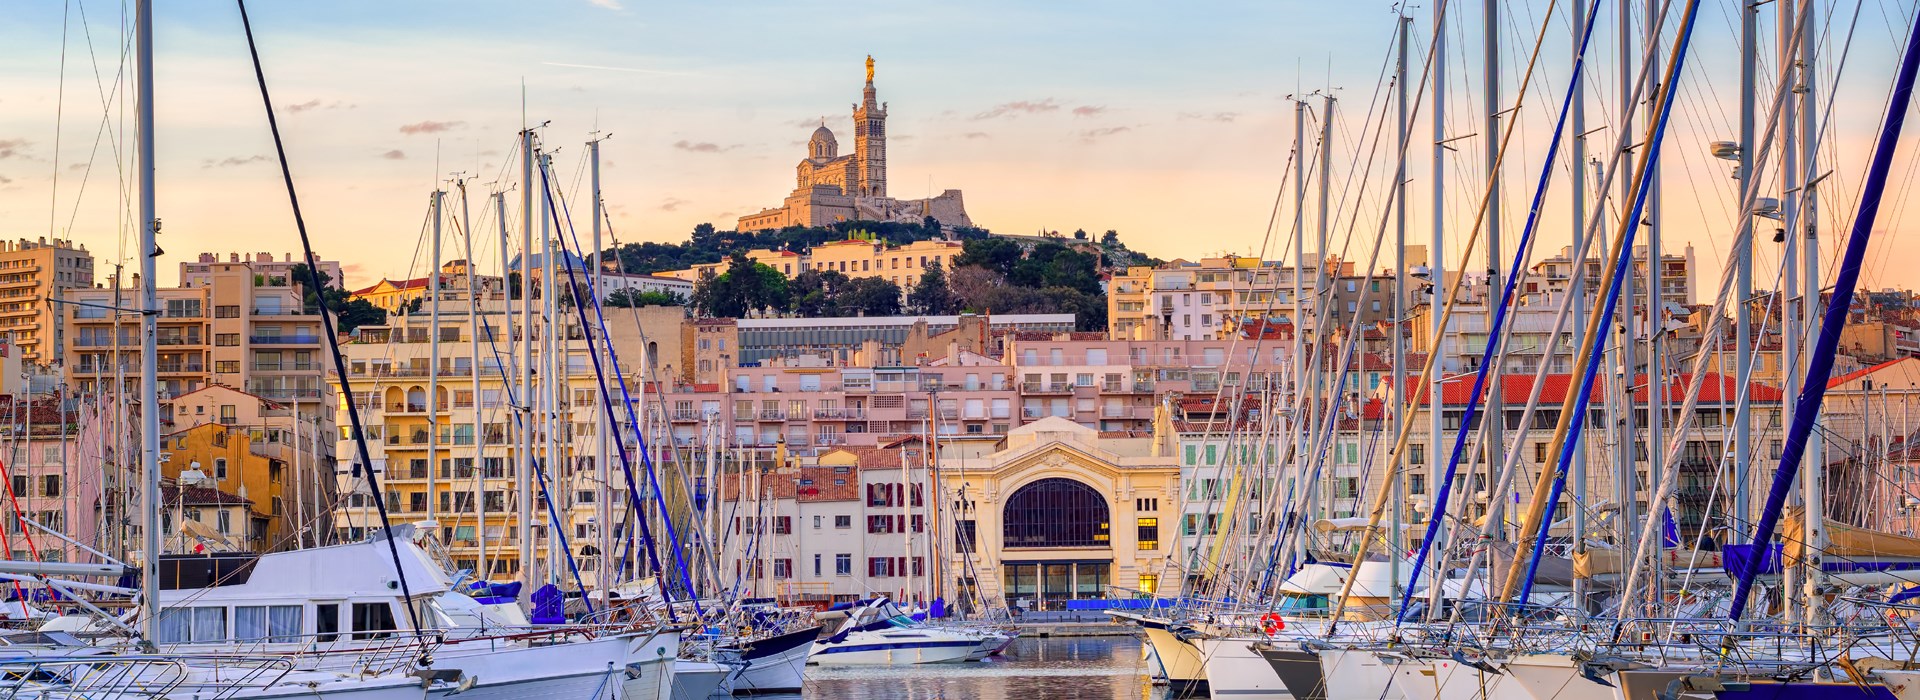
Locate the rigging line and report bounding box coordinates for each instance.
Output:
[1318,0,1564,624]
[233,0,423,635]
[50,0,72,240]
[1398,0,1608,621]
[549,168,705,615]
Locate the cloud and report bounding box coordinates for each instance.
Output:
[1080,126,1131,140]
[398,120,465,135]
[1072,105,1107,118]
[672,140,736,153]
[67,163,87,172]
[381,150,407,160]
[714,211,735,220]
[203,155,268,168]
[962,132,990,140]
[0,139,29,160]
[588,0,623,8]
[971,99,1061,120]
[286,99,323,113]
[1179,111,1238,123]
[0,175,11,185]
[659,197,689,212]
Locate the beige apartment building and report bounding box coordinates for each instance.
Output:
[63,259,330,416]
[659,239,963,290]
[0,237,95,365]
[183,252,343,290]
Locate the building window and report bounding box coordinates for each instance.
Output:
[215,305,241,318]
[215,361,240,374]
[834,515,851,529]
[1002,478,1109,548]
[215,334,240,346]
[835,553,852,575]
[213,458,228,479]
[955,520,977,553]
[1136,517,1159,550]
[1138,574,1159,595]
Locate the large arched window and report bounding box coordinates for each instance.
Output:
[1003,478,1109,548]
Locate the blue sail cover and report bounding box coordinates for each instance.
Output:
[530,583,566,625]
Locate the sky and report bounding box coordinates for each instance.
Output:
[1,0,1917,301]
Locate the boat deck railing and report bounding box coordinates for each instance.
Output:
[173,630,441,676]
[0,654,296,700]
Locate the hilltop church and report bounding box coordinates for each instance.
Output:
[736,57,973,233]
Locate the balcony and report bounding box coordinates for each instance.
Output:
[250,387,323,400]
[938,408,959,420]
[1021,381,1073,394]
[156,336,203,346]
[250,335,321,345]
[253,361,321,372]
[250,308,313,317]
[670,410,702,422]
[815,434,845,447]
[757,410,786,421]
[156,362,205,374]
[1102,406,1135,419]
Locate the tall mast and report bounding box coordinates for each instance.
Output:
[135,0,161,642]
[490,190,511,580]
[1733,0,1757,540]
[1798,0,1826,622]
[590,136,613,596]
[1611,0,1639,576]
[1481,0,1506,536]
[518,132,536,584]
[1777,0,1803,624]
[1390,11,1410,599]
[540,151,561,586]
[1290,95,1307,572]
[1424,3,1447,616]
[462,183,485,579]
[1642,0,1667,599]
[1315,91,1333,528]
[429,189,444,522]
[1568,0,1590,610]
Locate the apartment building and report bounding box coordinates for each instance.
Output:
[64,259,330,416]
[0,397,102,563]
[1108,254,1412,342]
[182,252,343,290]
[657,238,963,287]
[0,237,95,365]
[1387,372,1784,546]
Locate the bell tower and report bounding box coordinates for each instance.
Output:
[853,55,887,198]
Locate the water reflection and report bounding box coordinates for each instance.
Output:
[797,635,1167,699]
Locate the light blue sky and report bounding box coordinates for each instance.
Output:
[0,0,1913,295]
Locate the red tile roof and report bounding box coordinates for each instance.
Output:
[1827,357,1914,389]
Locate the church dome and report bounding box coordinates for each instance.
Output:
[809,125,838,159]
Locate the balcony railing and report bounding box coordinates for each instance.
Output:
[156,362,205,373]
[758,410,786,421]
[253,361,320,372]
[250,335,321,345]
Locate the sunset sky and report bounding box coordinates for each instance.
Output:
[1,0,1916,299]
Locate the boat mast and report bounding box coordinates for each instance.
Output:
[1390,11,1410,600]
[540,150,560,586]
[135,0,161,643]
[1610,0,1639,593]
[1798,0,1827,623]
[1778,0,1803,624]
[1290,95,1307,574]
[1643,0,1668,603]
[590,136,613,597]
[1481,0,1506,539]
[1424,2,1447,618]
[1315,90,1333,533]
[1568,0,1590,611]
[461,182,485,579]
[518,131,536,585]
[1734,0,1757,543]
[429,189,444,523]
[490,190,511,580]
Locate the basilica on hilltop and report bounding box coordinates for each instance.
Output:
[736,57,973,233]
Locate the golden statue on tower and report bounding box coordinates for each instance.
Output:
[865,55,875,83]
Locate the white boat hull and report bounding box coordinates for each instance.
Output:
[1193,635,1291,697]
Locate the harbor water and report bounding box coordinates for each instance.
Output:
[796,635,1169,699]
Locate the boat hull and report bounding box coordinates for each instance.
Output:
[1193,635,1290,697]
[724,626,818,695]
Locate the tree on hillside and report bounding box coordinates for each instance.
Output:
[788,269,851,316]
[838,277,903,317]
[947,266,1005,312]
[691,252,789,317]
[606,289,685,308]
[907,260,956,315]
[290,263,387,333]
[955,238,1025,278]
